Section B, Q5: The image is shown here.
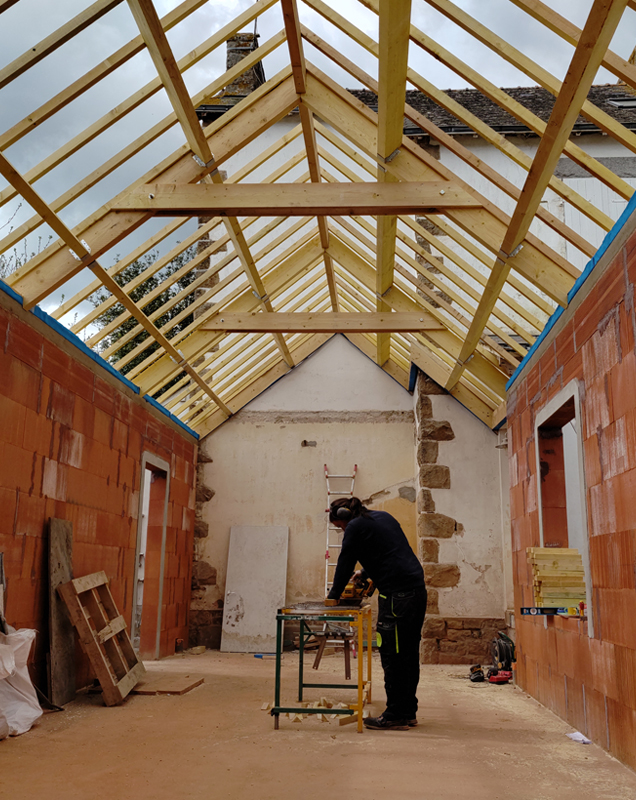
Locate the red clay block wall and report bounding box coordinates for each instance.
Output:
[507,219,636,768]
[0,293,197,689]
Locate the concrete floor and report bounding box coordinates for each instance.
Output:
[2,652,636,800]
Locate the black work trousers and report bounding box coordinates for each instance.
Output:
[376,585,427,720]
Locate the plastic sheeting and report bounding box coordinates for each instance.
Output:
[0,628,42,739]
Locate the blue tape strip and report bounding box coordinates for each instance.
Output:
[0,277,24,306]
[0,280,198,439]
[506,191,636,393]
[143,392,199,439]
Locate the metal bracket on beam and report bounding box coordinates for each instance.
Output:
[69,240,92,261]
[497,244,524,262]
[253,291,269,303]
[193,153,219,176]
[377,148,401,165]
[170,349,188,368]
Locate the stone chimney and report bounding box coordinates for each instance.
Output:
[223,32,265,97]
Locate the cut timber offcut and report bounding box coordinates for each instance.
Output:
[58,571,145,706]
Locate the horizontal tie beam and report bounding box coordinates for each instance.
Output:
[198,311,444,333]
[111,181,480,216]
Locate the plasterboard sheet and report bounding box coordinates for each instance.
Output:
[221,526,289,653]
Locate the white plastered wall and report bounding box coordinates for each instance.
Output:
[196,336,417,607]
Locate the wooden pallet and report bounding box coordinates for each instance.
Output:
[58,571,145,706]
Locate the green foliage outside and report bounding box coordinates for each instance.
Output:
[89,245,198,381]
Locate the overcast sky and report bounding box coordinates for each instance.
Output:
[1,0,635,314]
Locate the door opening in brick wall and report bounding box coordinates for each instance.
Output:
[535,383,593,634]
[132,454,170,659]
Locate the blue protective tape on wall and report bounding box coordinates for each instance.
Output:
[0,280,199,439]
[506,191,636,394]
[0,278,24,306]
[143,393,199,439]
[30,304,140,394]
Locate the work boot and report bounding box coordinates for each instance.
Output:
[363,714,410,730]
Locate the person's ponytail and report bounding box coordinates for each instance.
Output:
[328,496,369,523]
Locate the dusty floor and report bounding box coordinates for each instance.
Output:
[2,652,636,800]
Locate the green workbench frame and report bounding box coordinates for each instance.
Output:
[271,604,373,733]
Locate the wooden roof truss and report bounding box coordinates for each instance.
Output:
[0,0,633,433]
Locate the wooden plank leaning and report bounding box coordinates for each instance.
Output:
[58,571,146,706]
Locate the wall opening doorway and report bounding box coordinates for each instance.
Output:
[132,454,170,659]
[534,382,593,635]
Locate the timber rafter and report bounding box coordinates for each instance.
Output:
[0,0,633,430]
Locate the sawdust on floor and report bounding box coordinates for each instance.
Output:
[2,652,636,800]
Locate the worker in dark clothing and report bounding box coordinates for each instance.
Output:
[327,497,427,730]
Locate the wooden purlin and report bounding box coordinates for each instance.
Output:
[181,303,333,422]
[0,35,289,263]
[7,67,299,305]
[331,210,525,361]
[0,0,212,153]
[302,25,601,257]
[130,234,324,396]
[352,0,636,203]
[301,64,576,305]
[0,0,124,91]
[172,283,333,419]
[509,0,636,90]
[313,120,551,323]
[0,150,232,418]
[117,218,318,378]
[195,334,333,435]
[329,216,519,369]
[120,1,295,367]
[425,0,636,156]
[51,218,188,322]
[327,233,508,400]
[76,217,220,338]
[317,147,536,346]
[0,25,287,219]
[445,0,629,391]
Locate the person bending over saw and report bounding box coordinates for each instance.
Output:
[327,497,427,731]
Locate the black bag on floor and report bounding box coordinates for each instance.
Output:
[490,631,515,671]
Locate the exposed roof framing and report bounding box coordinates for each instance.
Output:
[1,0,634,433]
